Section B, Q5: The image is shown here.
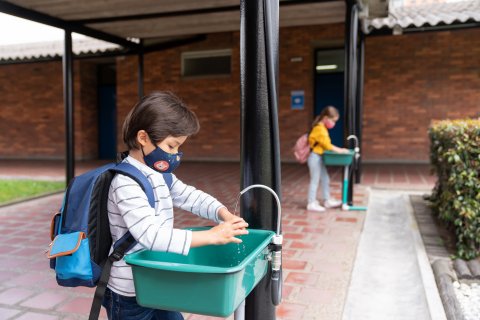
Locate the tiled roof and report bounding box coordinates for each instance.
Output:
[0,37,121,62]
[365,0,480,32]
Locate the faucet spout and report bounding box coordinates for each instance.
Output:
[238,184,281,236]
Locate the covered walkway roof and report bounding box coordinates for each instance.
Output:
[0,37,121,62]
[2,0,478,56]
[364,0,480,33]
[1,0,346,48]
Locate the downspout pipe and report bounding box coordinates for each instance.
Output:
[264,0,282,307]
[355,29,365,184]
[240,0,281,318]
[343,0,353,150]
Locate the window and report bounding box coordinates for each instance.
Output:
[181,49,231,77]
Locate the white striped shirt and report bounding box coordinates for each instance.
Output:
[107,156,225,296]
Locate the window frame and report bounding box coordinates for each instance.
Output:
[181,49,232,78]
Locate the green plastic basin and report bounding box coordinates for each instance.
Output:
[322,150,354,166]
[124,228,275,317]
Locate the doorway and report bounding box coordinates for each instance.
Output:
[97,63,117,160]
[314,49,345,147]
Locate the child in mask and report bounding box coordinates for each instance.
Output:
[306,106,349,212]
[102,92,248,320]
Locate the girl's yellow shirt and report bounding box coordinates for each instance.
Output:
[308,123,333,155]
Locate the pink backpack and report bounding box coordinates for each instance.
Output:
[293,133,310,164]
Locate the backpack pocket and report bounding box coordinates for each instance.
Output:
[50,212,61,241]
[47,232,99,287]
[49,212,61,270]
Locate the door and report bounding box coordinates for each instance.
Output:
[315,73,344,147]
[314,49,345,148]
[98,85,117,159]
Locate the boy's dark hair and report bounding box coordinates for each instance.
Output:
[122,91,200,150]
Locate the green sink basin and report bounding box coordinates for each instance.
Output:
[124,228,275,317]
[323,150,354,166]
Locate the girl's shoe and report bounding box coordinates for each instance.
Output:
[307,201,326,212]
[324,199,342,208]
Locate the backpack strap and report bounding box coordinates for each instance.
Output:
[89,162,156,320]
[111,162,155,207]
[89,231,136,320]
[162,172,173,190]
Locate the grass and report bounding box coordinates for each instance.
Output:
[0,180,65,205]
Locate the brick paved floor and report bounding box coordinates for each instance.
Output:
[0,161,433,320]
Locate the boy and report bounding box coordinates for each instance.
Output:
[102,92,248,319]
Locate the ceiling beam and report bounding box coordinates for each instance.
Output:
[71,0,339,25]
[0,1,140,49]
[143,35,207,53]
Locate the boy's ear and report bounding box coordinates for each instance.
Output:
[136,130,149,147]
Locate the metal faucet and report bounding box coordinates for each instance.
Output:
[234,184,283,315]
[347,134,360,161]
[237,184,282,236]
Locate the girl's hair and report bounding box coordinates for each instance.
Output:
[122,91,200,150]
[312,106,339,128]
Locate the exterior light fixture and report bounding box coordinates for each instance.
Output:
[316,64,338,71]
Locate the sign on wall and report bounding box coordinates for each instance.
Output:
[291,90,304,110]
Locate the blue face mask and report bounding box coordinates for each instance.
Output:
[142,145,183,173]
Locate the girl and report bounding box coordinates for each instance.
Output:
[102,92,248,320]
[307,106,348,212]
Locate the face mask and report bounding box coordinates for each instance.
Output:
[324,119,335,129]
[142,145,183,173]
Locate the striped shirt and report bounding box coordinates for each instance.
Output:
[107,156,225,296]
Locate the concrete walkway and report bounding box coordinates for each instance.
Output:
[0,161,434,319]
[343,190,446,320]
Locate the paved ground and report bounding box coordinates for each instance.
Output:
[0,161,434,320]
[343,190,446,320]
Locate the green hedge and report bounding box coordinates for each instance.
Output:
[429,119,480,259]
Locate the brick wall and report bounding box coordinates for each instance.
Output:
[0,61,63,159]
[0,60,99,160]
[116,24,345,161]
[76,61,98,159]
[116,32,243,159]
[363,28,480,162]
[1,25,479,162]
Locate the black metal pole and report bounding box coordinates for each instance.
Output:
[347,4,359,205]
[349,5,358,146]
[240,0,281,319]
[344,0,353,205]
[343,0,353,146]
[355,28,365,184]
[63,30,74,184]
[138,39,144,99]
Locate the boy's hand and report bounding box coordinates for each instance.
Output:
[191,207,249,247]
[208,220,249,245]
[218,207,247,227]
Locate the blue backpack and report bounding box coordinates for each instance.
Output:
[47,162,172,320]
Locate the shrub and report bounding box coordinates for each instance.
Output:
[429,119,480,260]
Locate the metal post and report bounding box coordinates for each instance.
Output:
[347,4,358,205]
[138,39,144,99]
[240,0,281,319]
[63,30,74,184]
[355,29,365,184]
[343,0,353,146]
[343,0,352,204]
